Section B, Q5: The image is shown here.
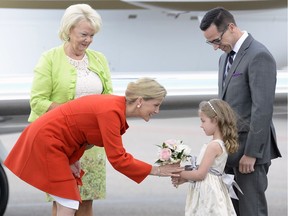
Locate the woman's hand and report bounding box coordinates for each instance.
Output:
[151,164,184,177]
[85,143,94,150]
[70,161,81,178]
[47,102,61,111]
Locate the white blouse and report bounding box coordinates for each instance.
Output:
[67,55,103,99]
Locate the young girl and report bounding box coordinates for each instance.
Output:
[172,99,239,216]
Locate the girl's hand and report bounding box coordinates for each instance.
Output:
[171,176,187,187]
[70,161,81,178]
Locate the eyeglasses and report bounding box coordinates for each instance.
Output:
[206,25,229,45]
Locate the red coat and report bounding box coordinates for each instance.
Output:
[4,95,152,201]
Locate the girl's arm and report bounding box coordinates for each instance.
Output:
[180,141,223,181]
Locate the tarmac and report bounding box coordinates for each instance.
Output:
[1,109,287,216]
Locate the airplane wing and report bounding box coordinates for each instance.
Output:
[0,71,287,134]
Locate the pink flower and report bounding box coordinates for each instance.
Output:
[155,139,191,165]
[159,148,172,161]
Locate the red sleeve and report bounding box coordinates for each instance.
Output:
[98,110,152,183]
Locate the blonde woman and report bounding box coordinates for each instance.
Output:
[5,78,182,216]
[28,4,112,216]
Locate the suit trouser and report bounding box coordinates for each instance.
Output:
[227,163,270,216]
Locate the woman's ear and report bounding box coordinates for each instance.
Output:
[136,97,143,108]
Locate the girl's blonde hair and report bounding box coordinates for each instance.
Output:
[125,77,167,104]
[199,99,239,154]
[59,4,102,41]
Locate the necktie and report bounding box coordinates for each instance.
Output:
[223,50,235,87]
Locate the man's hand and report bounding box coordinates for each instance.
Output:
[239,155,256,174]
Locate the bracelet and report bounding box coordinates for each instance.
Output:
[157,166,161,177]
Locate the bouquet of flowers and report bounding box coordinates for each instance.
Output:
[155,139,191,165]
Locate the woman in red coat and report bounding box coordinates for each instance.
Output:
[4,77,182,216]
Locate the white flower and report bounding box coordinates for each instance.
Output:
[164,139,178,149]
[176,144,191,155]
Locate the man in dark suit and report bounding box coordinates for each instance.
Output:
[199,7,282,216]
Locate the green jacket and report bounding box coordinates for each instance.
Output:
[28,45,113,122]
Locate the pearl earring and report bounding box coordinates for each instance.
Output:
[137,104,141,108]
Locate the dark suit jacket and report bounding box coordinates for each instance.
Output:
[218,34,282,167]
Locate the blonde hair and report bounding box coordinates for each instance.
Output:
[199,99,239,154]
[125,78,167,104]
[59,4,102,41]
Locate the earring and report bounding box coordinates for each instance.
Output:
[137,104,141,108]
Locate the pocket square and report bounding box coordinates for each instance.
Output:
[232,72,243,77]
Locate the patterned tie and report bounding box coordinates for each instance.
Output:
[223,50,235,87]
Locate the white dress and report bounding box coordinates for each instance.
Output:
[185,139,236,216]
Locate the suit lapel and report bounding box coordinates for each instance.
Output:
[221,34,254,98]
[219,54,228,97]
